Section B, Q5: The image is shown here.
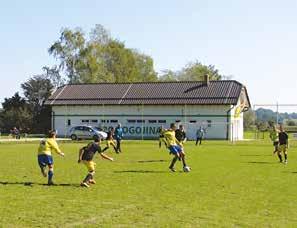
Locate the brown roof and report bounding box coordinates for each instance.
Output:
[45,80,250,106]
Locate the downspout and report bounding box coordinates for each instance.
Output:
[226,105,236,140]
[52,110,55,131]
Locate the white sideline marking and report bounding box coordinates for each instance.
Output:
[64,204,136,227]
[0,138,70,142]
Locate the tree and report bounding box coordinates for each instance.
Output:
[243,109,256,130]
[158,70,179,81]
[21,76,54,133]
[42,66,65,88]
[158,61,223,82]
[132,50,158,82]
[178,61,222,81]
[21,76,54,113]
[48,27,85,83]
[1,93,32,132]
[48,25,157,84]
[287,120,296,126]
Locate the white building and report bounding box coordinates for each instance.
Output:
[45,79,251,140]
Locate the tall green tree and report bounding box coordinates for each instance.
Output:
[48,24,157,83]
[132,50,157,82]
[48,28,85,83]
[21,76,54,133]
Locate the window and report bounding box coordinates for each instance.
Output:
[101,120,106,123]
[83,126,93,132]
[91,120,98,123]
[67,119,71,126]
[207,120,212,127]
[158,120,166,123]
[189,120,197,123]
[148,120,157,123]
[110,120,118,123]
[175,120,181,123]
[81,119,89,123]
[137,120,145,123]
[127,119,136,123]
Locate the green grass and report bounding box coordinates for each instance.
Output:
[0,139,297,227]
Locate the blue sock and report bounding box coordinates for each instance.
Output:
[48,170,53,182]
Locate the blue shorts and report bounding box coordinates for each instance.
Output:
[38,154,53,167]
[168,145,182,155]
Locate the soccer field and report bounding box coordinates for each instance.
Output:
[1,140,297,227]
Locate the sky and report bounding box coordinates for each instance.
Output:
[0,0,297,111]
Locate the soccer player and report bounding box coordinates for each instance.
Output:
[163,123,188,172]
[195,126,205,146]
[269,125,279,154]
[114,123,123,153]
[158,126,167,148]
[175,124,187,145]
[102,127,117,153]
[37,130,64,185]
[78,136,113,188]
[277,125,289,164]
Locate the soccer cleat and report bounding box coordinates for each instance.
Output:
[284,160,288,164]
[80,182,90,188]
[88,179,96,185]
[40,167,47,177]
[47,181,55,186]
[169,167,176,172]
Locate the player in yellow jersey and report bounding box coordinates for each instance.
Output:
[37,130,64,185]
[102,127,118,153]
[163,123,189,172]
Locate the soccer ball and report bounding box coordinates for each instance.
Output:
[183,166,191,172]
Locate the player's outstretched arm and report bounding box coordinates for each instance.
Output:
[78,148,84,163]
[100,153,114,161]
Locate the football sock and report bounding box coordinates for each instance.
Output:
[102,147,108,152]
[83,173,93,183]
[181,156,187,167]
[48,170,53,182]
[284,154,287,160]
[169,156,178,168]
[278,154,282,162]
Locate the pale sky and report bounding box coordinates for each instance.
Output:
[1,0,297,109]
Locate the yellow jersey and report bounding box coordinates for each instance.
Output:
[38,138,62,156]
[163,129,180,147]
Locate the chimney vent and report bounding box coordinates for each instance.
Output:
[203,74,210,86]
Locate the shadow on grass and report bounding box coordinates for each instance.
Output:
[240,154,271,157]
[137,159,169,163]
[241,161,278,165]
[244,161,277,164]
[282,171,297,174]
[114,170,182,174]
[0,181,81,187]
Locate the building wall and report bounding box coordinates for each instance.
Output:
[52,104,241,140]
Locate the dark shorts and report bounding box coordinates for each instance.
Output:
[38,154,53,167]
[168,145,182,155]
